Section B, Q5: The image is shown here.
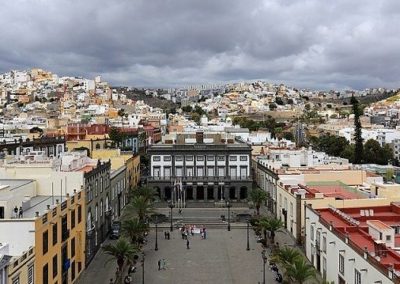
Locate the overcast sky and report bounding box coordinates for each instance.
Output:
[1,0,399,89]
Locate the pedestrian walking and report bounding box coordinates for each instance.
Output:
[19,206,23,218]
[203,227,207,239]
[162,258,166,270]
[164,231,167,239]
[109,279,114,284]
[158,259,161,270]
[186,239,190,249]
[124,275,132,284]
[178,208,182,214]
[201,231,204,239]
[167,231,170,240]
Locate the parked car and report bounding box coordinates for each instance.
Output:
[110,221,121,239]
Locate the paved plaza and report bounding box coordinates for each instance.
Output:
[78,208,299,284]
[138,226,289,284]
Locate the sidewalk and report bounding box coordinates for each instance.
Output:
[76,239,117,284]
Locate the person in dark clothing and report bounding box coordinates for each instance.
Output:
[158,259,161,270]
[186,239,190,249]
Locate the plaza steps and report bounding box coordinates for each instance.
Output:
[151,217,248,229]
[154,201,249,208]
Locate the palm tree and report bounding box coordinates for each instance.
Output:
[130,195,154,222]
[267,217,283,245]
[285,257,316,284]
[249,188,267,215]
[271,246,302,267]
[256,217,270,241]
[103,238,138,272]
[122,218,148,245]
[133,186,158,203]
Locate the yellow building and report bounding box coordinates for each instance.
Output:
[7,247,35,284]
[34,190,86,284]
[91,149,140,191]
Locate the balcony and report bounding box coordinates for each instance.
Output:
[147,176,252,183]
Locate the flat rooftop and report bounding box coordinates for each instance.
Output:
[0,179,35,192]
[23,195,65,218]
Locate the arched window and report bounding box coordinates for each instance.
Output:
[100,200,103,217]
[95,204,98,222]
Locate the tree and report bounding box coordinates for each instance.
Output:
[340,144,355,163]
[118,109,125,117]
[269,103,277,111]
[283,132,294,141]
[122,218,148,245]
[304,103,311,111]
[363,139,383,164]
[103,238,138,272]
[132,186,158,203]
[267,218,283,245]
[351,95,363,163]
[275,97,284,105]
[130,196,154,222]
[249,188,267,215]
[285,257,316,284]
[386,168,394,182]
[181,105,192,112]
[109,127,124,148]
[271,246,302,267]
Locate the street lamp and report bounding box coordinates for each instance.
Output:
[246,219,250,251]
[168,202,175,231]
[226,200,232,231]
[141,252,145,284]
[261,249,267,284]
[155,217,158,251]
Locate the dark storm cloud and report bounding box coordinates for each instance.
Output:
[0,0,399,89]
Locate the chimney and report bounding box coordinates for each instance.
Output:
[196,131,204,144]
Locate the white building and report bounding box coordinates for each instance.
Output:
[305,204,400,284]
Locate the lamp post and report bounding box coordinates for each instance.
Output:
[246,219,250,251]
[168,202,175,231]
[141,252,145,284]
[155,217,158,251]
[226,201,232,231]
[261,249,267,284]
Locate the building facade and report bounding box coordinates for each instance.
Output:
[147,133,252,203]
[84,160,111,266]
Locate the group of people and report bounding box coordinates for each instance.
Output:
[164,231,171,240]
[13,206,23,218]
[180,225,207,240]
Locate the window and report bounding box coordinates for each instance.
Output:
[197,167,204,177]
[207,155,214,161]
[43,263,49,284]
[28,264,34,284]
[186,167,193,176]
[339,254,344,275]
[354,269,361,284]
[218,167,225,177]
[176,167,183,177]
[229,156,237,161]
[153,156,161,161]
[186,155,193,161]
[240,155,248,161]
[175,155,183,161]
[43,230,49,255]
[71,210,75,229]
[310,226,314,241]
[322,236,327,252]
[100,200,103,217]
[95,204,98,222]
[53,224,58,246]
[164,167,171,177]
[12,277,20,284]
[78,206,82,223]
[290,202,293,217]
[95,180,98,197]
[52,255,58,278]
[164,156,171,161]
[217,156,225,161]
[322,257,327,280]
[153,167,160,177]
[207,167,214,177]
[71,261,76,280]
[197,155,204,161]
[229,166,237,177]
[386,235,391,241]
[71,237,76,258]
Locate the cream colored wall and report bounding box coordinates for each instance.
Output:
[0,166,84,195]
[304,170,367,185]
[92,149,132,171]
